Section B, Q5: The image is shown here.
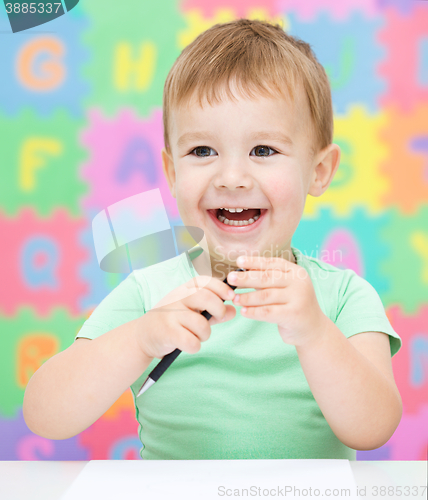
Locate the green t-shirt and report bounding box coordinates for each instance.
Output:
[75,246,402,460]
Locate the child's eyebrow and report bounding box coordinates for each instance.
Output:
[249,131,294,147]
[177,131,218,148]
[177,131,294,148]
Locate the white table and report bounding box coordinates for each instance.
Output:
[0,460,426,500]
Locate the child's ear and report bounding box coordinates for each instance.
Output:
[308,143,341,197]
[161,147,176,198]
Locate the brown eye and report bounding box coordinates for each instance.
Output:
[191,146,215,157]
[252,145,276,157]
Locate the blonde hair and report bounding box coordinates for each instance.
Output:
[162,18,333,158]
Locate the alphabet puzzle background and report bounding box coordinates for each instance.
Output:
[0,0,427,461]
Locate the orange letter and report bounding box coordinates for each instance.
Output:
[16,37,65,91]
[17,334,59,388]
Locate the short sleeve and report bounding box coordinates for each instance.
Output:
[335,270,402,358]
[75,271,146,341]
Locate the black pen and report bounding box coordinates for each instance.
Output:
[136,268,246,396]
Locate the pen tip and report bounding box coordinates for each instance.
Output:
[137,377,156,397]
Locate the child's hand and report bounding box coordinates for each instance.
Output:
[228,256,326,348]
[135,276,237,359]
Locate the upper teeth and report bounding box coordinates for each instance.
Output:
[220,208,248,212]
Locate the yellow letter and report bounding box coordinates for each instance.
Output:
[114,41,156,91]
[20,138,62,191]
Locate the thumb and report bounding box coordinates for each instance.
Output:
[208,304,236,326]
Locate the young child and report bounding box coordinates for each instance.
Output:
[23,19,402,461]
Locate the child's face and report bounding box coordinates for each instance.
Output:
[162,83,339,279]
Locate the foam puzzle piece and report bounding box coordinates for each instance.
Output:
[379,104,428,215]
[0,208,89,317]
[304,105,390,218]
[80,0,182,114]
[377,5,428,111]
[0,109,86,217]
[380,206,428,314]
[79,408,141,460]
[293,206,394,300]
[79,108,179,220]
[287,10,385,114]
[0,9,89,117]
[0,409,88,460]
[0,307,87,416]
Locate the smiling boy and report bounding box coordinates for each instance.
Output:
[23,19,402,461]
[159,18,402,453]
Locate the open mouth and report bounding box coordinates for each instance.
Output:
[207,208,268,231]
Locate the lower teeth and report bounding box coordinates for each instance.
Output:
[217,214,260,226]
